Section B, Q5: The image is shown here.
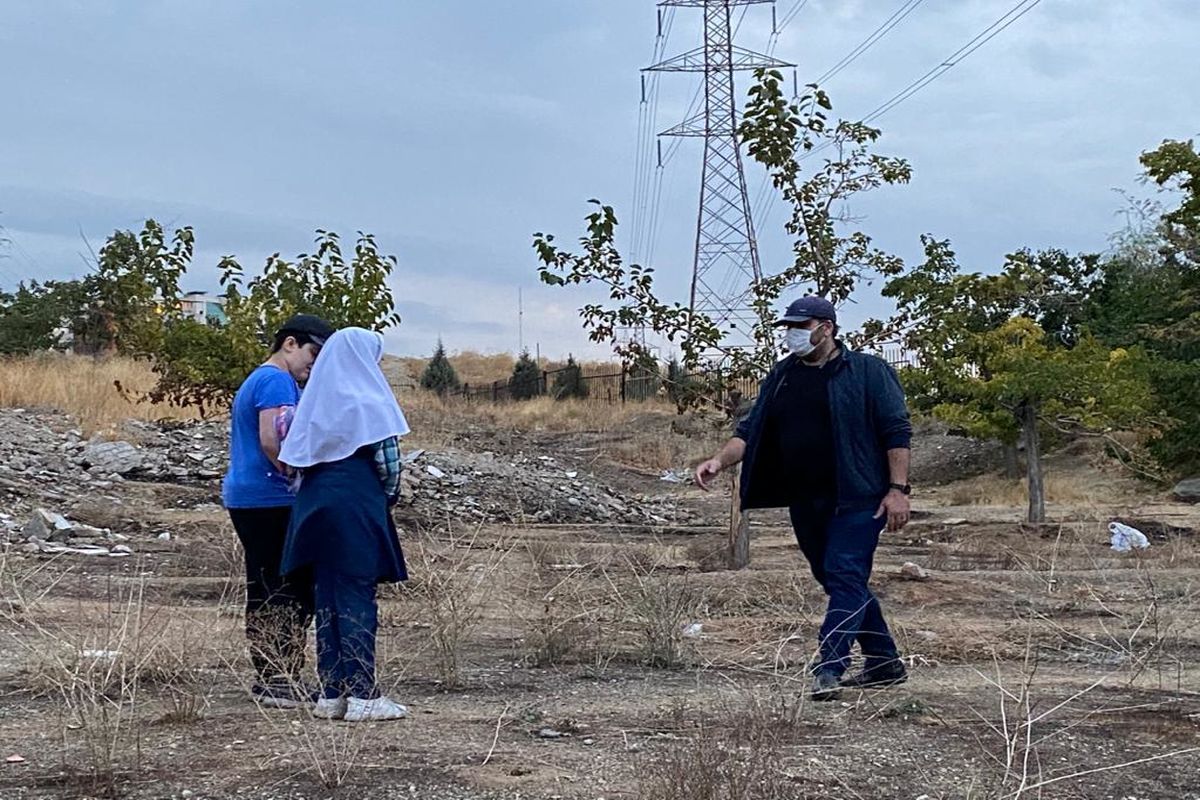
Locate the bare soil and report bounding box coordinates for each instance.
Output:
[1,412,1198,800]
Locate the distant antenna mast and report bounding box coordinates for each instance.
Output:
[518,287,524,354]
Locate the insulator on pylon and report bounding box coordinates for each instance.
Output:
[657,139,663,169]
[641,74,646,103]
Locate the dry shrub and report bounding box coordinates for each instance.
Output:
[636,701,806,800]
[0,354,202,434]
[401,526,511,688]
[614,566,703,669]
[8,576,230,796]
[522,573,606,669]
[468,396,676,433]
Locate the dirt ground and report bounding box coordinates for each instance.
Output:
[1,409,1198,800]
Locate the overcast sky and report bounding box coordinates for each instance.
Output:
[1,1,1197,359]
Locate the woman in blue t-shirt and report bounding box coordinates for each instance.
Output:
[222,314,334,708]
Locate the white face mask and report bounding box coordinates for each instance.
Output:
[785,326,819,357]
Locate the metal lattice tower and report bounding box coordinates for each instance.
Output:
[647,0,793,352]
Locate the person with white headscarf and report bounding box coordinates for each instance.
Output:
[279,327,411,722]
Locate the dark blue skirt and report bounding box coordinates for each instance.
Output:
[281,448,407,583]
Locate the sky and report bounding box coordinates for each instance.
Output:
[1,0,1197,359]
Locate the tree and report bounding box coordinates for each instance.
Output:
[420,339,461,396]
[534,71,909,404]
[880,242,1158,522]
[71,220,193,356]
[625,352,661,402]
[147,229,402,411]
[0,280,79,354]
[551,355,588,400]
[510,349,543,400]
[1076,139,1200,477]
[665,356,702,413]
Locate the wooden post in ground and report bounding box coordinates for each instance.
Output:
[728,470,750,569]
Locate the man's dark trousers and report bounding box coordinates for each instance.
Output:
[229,507,315,683]
[789,498,899,677]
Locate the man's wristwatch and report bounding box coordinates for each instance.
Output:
[889,483,911,495]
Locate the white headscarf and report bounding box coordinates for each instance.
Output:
[279,327,410,468]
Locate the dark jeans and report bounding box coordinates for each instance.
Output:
[229,507,314,684]
[789,499,899,677]
[314,567,380,700]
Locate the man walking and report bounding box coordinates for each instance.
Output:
[223,313,335,707]
[695,296,912,701]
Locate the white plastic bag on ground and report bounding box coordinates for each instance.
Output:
[1109,521,1150,552]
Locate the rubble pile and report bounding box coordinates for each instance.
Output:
[398,449,684,527]
[0,408,689,559]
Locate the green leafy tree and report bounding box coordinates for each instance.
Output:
[551,355,588,400]
[0,280,81,354]
[534,71,909,406]
[510,349,543,400]
[420,339,461,396]
[1075,139,1200,477]
[147,229,402,411]
[739,70,910,318]
[71,220,193,356]
[881,243,1158,522]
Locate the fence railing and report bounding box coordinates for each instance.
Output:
[455,366,647,404]
[443,347,917,406]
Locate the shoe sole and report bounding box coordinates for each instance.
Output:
[343,711,408,722]
[312,707,348,720]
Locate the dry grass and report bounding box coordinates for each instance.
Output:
[397,389,678,434]
[945,470,1139,507]
[0,354,202,434]
[0,352,681,448]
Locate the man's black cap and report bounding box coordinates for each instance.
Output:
[773,296,837,326]
[276,314,335,347]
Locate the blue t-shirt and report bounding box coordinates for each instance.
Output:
[222,365,301,509]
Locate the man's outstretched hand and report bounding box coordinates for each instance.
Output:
[874,489,911,532]
[694,458,724,491]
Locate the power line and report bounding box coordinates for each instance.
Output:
[751,0,928,228]
[862,0,1042,125]
[814,0,926,86]
[777,0,808,35]
[629,7,676,263]
[756,0,1044,240]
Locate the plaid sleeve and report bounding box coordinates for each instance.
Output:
[373,437,403,505]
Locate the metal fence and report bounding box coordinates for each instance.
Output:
[454,366,646,404]
[444,346,918,406]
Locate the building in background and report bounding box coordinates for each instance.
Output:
[179,291,227,325]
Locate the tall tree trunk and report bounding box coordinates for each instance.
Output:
[1003,443,1020,479]
[728,471,751,569]
[1021,401,1046,525]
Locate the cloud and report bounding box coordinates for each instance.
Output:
[2,0,1198,358]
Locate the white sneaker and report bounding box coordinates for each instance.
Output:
[344,696,408,722]
[312,697,349,720]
